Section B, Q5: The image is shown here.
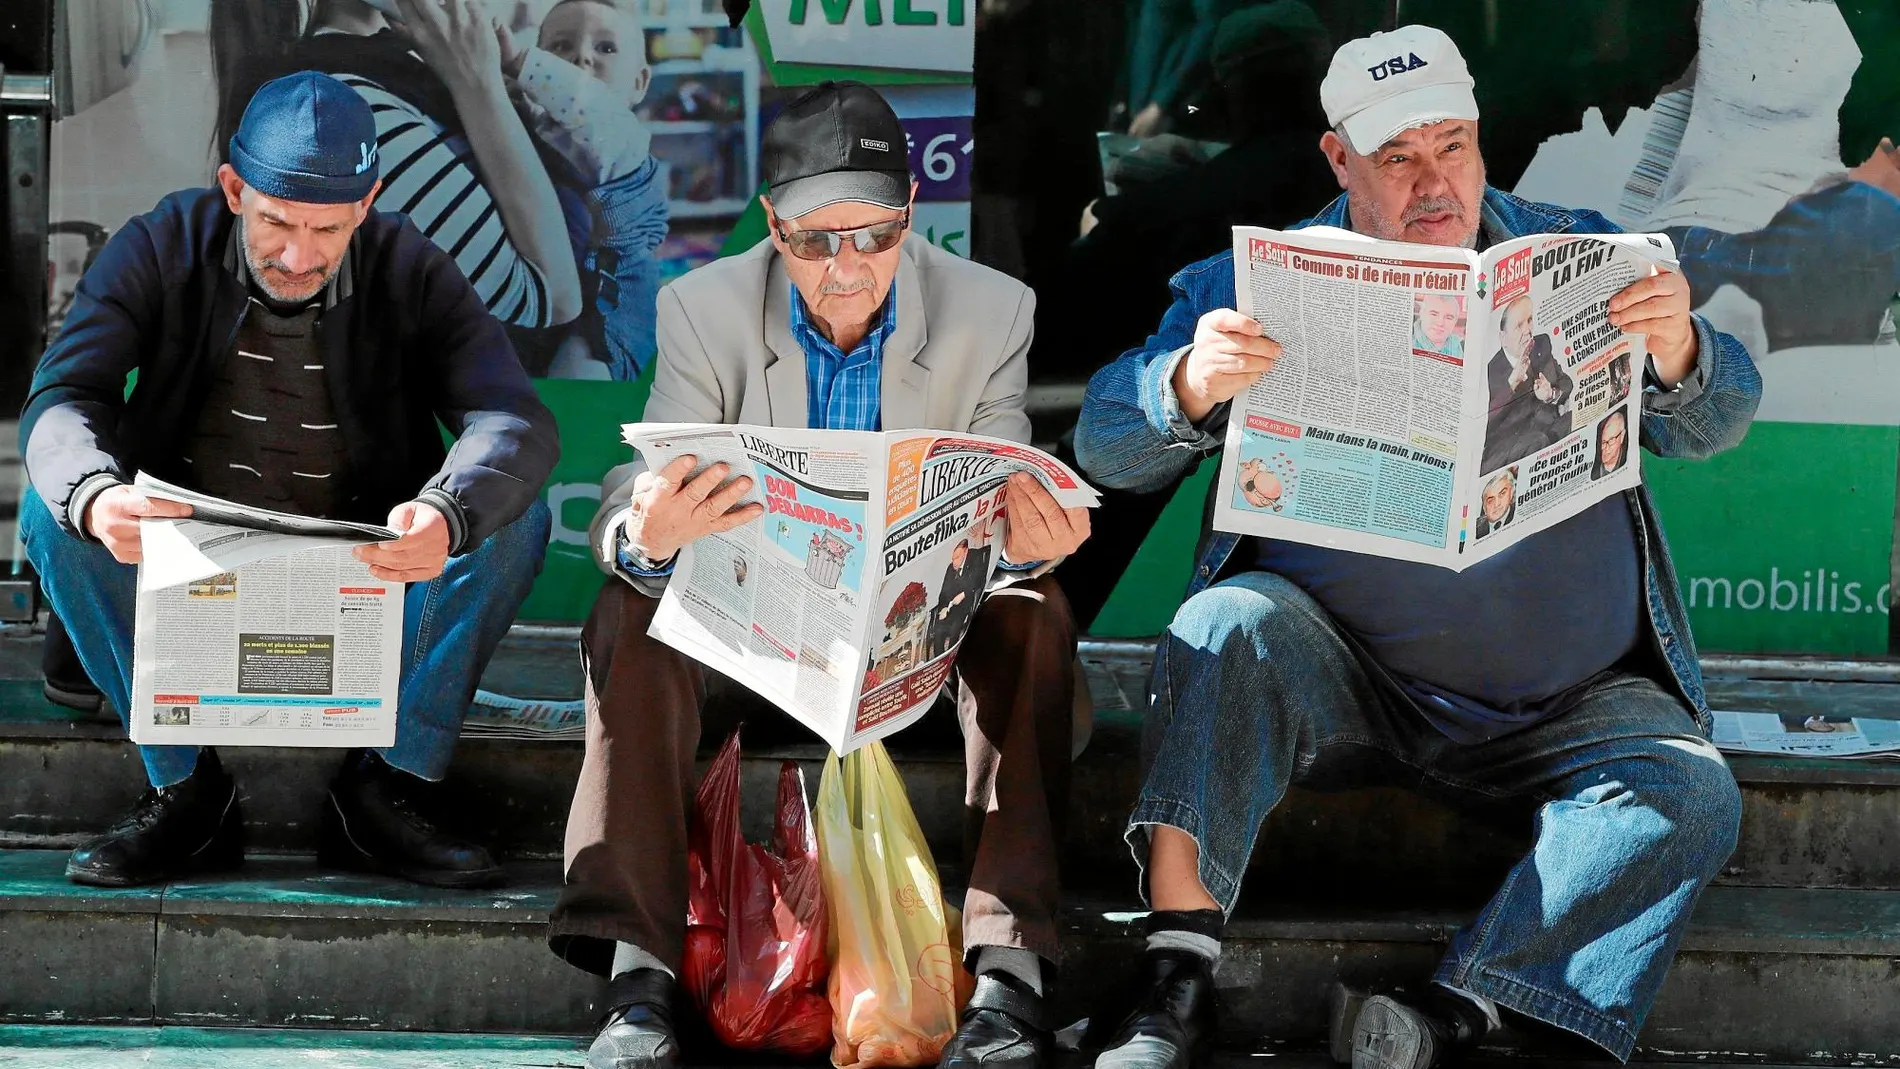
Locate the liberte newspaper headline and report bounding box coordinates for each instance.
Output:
[129,474,403,748]
[1215,224,1674,569]
[622,424,1098,754]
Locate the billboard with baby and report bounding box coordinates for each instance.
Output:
[42,0,1900,657]
[46,0,971,624]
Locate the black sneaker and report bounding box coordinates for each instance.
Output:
[1092,950,1217,1069]
[318,749,505,889]
[941,971,1054,1069]
[587,968,683,1069]
[66,749,243,887]
[1350,988,1492,1069]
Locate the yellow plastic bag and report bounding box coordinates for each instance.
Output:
[816,741,973,1069]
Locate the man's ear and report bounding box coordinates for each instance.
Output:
[216,164,247,214]
[355,180,383,222]
[1318,130,1352,190]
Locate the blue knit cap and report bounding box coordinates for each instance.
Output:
[229,71,379,205]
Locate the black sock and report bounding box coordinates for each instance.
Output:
[1143,908,1223,965]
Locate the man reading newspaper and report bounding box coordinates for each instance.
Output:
[549,82,1091,1069]
[1073,25,1761,1069]
[18,73,558,891]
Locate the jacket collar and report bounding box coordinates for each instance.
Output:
[1306,185,1588,243]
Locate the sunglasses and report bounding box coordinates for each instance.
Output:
[774,212,910,261]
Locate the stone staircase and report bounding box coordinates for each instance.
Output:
[4,627,1900,1064]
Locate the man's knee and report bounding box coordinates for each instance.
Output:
[478,497,553,577]
[581,581,698,727]
[1655,738,1743,865]
[977,575,1077,653]
[1165,572,1322,664]
[581,580,662,667]
[21,488,89,570]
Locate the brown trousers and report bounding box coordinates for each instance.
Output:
[548,574,1077,977]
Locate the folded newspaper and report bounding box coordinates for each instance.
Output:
[1215,225,1675,569]
[128,473,404,748]
[1712,710,1900,759]
[621,425,1100,754]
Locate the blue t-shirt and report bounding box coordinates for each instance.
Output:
[1254,495,1643,742]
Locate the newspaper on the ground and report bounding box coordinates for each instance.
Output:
[620,424,1100,754]
[129,473,404,748]
[1712,710,1900,759]
[1215,225,1676,569]
[463,690,586,741]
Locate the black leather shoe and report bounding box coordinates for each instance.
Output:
[1092,950,1217,1069]
[318,749,505,888]
[1349,989,1490,1069]
[67,749,243,887]
[941,971,1054,1069]
[587,968,684,1069]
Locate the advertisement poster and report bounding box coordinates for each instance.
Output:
[1506,0,1900,654]
[45,0,973,623]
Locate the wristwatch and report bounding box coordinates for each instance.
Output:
[616,529,675,574]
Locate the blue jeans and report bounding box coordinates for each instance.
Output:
[1134,571,1742,1061]
[20,489,551,789]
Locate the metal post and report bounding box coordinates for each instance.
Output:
[0,70,52,619]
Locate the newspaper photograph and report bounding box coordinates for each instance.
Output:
[1712,710,1900,760]
[129,474,403,749]
[622,424,1098,754]
[1215,224,1672,570]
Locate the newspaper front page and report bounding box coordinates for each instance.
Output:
[129,475,404,748]
[622,424,1098,753]
[1217,225,1673,570]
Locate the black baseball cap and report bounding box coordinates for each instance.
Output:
[762,81,911,220]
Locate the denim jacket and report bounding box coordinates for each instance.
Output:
[1073,187,1764,732]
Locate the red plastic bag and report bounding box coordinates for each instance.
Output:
[682,731,831,1055]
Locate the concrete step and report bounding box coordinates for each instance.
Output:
[3,848,1897,1061]
[0,1025,588,1068]
[8,669,1900,901]
[5,1028,1845,1069]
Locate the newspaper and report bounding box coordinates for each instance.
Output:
[464,690,586,741]
[1216,225,1676,569]
[1712,710,1900,759]
[128,474,404,748]
[621,424,1099,753]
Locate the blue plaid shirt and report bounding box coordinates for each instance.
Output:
[790,282,897,432]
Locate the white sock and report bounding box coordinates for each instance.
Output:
[1435,981,1501,1032]
[974,945,1044,996]
[612,941,675,980]
[1145,928,1221,965]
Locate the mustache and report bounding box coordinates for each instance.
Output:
[819,278,875,296]
[259,259,329,278]
[1403,196,1464,224]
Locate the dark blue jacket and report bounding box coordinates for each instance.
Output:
[21,188,560,553]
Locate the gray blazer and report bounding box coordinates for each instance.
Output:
[592,236,1039,595]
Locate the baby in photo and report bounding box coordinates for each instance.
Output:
[497,0,672,380]
[500,0,654,186]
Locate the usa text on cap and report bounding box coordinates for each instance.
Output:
[1320,25,1479,155]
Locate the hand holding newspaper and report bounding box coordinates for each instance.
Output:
[1214,225,1675,568]
[620,425,1100,754]
[128,473,404,748]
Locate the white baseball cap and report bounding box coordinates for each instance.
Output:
[1320,25,1479,155]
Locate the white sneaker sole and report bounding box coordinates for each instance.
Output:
[1352,995,1439,1069]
